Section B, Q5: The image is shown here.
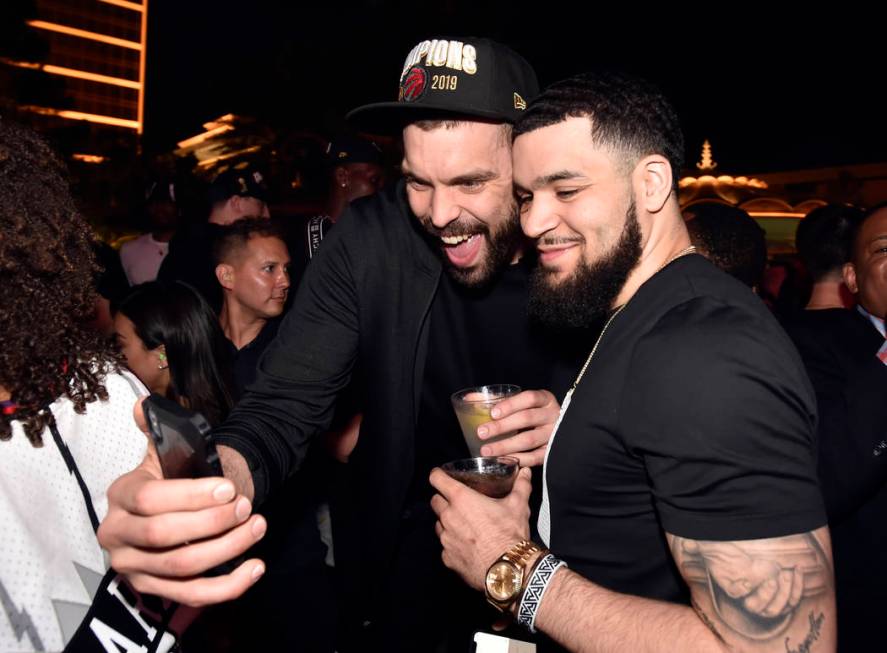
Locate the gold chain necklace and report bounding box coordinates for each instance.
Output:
[570,245,696,390]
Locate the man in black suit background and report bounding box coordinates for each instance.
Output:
[785,201,887,652]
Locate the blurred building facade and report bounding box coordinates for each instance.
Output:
[680,140,887,254]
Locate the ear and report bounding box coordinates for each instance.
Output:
[633,154,673,214]
[842,262,859,294]
[215,263,235,290]
[334,166,349,189]
[155,344,168,370]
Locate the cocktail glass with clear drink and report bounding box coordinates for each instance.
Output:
[451,384,521,457]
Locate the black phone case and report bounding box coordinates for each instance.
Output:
[143,394,221,479]
[143,394,241,576]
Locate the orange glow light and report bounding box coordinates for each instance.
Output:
[98,0,145,11]
[27,20,142,51]
[72,153,108,163]
[137,1,148,134]
[176,124,235,149]
[42,64,140,89]
[22,105,140,130]
[196,146,262,168]
[748,212,806,219]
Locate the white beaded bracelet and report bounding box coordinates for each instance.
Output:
[516,553,567,633]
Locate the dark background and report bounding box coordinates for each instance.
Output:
[145,2,884,173]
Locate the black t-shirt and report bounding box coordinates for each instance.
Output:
[226,318,282,399]
[375,257,584,649]
[544,254,826,604]
[411,257,583,504]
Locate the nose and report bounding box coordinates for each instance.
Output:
[520,195,560,240]
[278,268,290,289]
[429,188,461,230]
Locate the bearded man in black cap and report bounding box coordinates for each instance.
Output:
[100,38,580,651]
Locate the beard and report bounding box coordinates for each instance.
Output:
[529,199,642,330]
[420,199,523,289]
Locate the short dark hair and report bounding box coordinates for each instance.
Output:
[685,203,767,288]
[795,204,865,281]
[513,71,684,189]
[211,217,286,266]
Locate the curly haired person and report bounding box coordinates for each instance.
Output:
[0,120,176,653]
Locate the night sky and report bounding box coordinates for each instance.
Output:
[145,3,884,174]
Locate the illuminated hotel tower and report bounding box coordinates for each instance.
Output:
[3,0,147,150]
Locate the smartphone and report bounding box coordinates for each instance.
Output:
[143,394,241,576]
[143,393,222,479]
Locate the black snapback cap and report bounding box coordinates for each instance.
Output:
[207,166,269,204]
[325,137,383,167]
[347,37,538,132]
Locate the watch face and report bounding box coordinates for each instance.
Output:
[485,561,522,602]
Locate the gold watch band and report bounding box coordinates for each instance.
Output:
[489,540,546,611]
[501,540,537,566]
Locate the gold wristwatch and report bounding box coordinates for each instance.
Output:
[484,540,545,612]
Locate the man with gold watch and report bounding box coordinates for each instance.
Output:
[431,70,835,653]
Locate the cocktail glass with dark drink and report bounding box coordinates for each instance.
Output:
[441,456,520,498]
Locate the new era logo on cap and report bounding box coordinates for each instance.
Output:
[347,37,539,132]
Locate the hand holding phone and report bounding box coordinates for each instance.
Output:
[142,394,245,576]
[142,394,222,479]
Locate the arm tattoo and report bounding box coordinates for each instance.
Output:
[673,533,832,642]
[691,597,728,645]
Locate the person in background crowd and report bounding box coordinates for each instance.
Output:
[288,137,385,283]
[120,178,180,286]
[114,281,234,427]
[214,218,291,397]
[0,120,177,653]
[795,203,864,310]
[784,201,887,651]
[158,166,269,311]
[92,239,130,337]
[322,137,385,225]
[684,202,767,290]
[185,218,335,653]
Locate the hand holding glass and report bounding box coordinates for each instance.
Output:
[451,384,521,457]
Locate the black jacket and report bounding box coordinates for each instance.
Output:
[215,182,445,605]
[784,307,887,651]
[784,307,887,521]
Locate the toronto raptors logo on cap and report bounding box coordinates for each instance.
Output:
[399,65,428,103]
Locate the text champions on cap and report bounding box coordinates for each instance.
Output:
[400,40,478,82]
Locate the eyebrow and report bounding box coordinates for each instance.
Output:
[515,170,587,193]
[401,165,497,186]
